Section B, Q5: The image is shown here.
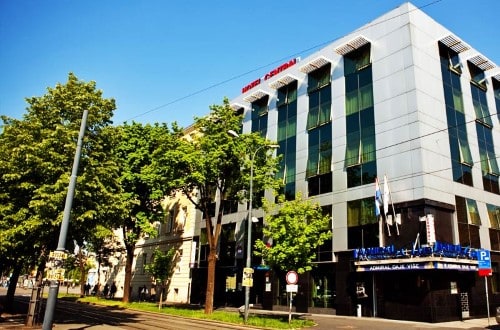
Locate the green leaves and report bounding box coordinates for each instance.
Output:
[254,193,332,274]
[145,248,177,284]
[0,73,119,269]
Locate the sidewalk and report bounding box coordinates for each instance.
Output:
[2,287,499,329]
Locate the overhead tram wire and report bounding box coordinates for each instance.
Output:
[124,0,446,123]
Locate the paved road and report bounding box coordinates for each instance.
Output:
[2,287,500,329]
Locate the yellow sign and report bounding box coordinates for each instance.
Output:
[242,267,254,287]
[226,275,237,290]
[49,251,68,260]
[46,268,65,281]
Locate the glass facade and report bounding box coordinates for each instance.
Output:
[439,43,474,186]
[347,197,378,249]
[306,64,333,196]
[455,196,481,248]
[470,72,500,194]
[277,81,297,200]
[344,44,377,188]
[251,95,269,138]
[488,203,500,251]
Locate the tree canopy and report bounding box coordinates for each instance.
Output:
[113,121,180,302]
[0,73,120,269]
[254,193,332,274]
[0,73,122,308]
[152,98,281,313]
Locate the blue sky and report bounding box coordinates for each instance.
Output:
[1,0,499,128]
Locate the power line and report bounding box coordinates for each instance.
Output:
[124,0,445,123]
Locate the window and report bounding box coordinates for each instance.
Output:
[344,44,371,75]
[166,209,175,233]
[489,204,500,251]
[455,196,481,248]
[440,43,474,187]
[468,61,487,90]
[494,79,500,122]
[199,229,208,262]
[471,83,493,127]
[307,64,331,93]
[344,44,376,188]
[315,205,333,262]
[251,96,269,138]
[221,199,238,214]
[307,64,331,129]
[306,64,332,197]
[491,263,500,293]
[307,124,332,196]
[439,42,462,75]
[219,223,236,266]
[488,204,500,229]
[307,125,332,178]
[472,81,499,194]
[277,81,297,200]
[347,197,379,249]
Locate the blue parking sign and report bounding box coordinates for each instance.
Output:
[478,249,491,270]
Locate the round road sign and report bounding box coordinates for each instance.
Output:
[286,271,298,285]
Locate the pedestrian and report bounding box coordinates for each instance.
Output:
[84,283,90,296]
[103,284,109,298]
[92,283,100,296]
[140,285,147,301]
[110,282,117,299]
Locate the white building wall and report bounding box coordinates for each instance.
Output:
[230,2,500,252]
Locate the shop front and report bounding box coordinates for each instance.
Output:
[352,242,480,322]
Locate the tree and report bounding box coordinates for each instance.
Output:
[153,98,281,314]
[254,192,332,274]
[145,248,177,309]
[85,225,123,293]
[0,73,121,309]
[113,122,178,303]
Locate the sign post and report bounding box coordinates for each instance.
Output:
[478,249,492,326]
[286,271,298,325]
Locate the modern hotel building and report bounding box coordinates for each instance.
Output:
[191,1,500,323]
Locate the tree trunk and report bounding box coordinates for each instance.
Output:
[78,250,86,297]
[158,285,163,310]
[204,248,217,314]
[5,265,21,312]
[122,246,134,303]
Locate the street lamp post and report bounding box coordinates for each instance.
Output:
[228,130,278,323]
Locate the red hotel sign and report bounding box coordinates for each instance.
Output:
[241,58,298,93]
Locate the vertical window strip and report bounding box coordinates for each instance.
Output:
[345,133,361,167]
[347,198,376,227]
[471,85,493,126]
[452,88,465,113]
[466,198,481,226]
[455,196,468,224]
[440,48,474,185]
[487,204,500,229]
[458,132,473,166]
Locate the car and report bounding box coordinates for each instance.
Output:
[496,306,500,324]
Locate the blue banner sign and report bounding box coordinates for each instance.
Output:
[357,261,477,272]
[353,241,478,261]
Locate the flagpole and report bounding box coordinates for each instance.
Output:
[375,177,385,247]
[382,175,391,237]
[388,177,399,236]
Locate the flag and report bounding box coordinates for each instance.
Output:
[383,175,389,218]
[375,177,382,217]
[386,214,393,226]
[395,213,402,225]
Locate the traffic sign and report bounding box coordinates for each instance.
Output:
[478,249,491,277]
[286,271,298,285]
